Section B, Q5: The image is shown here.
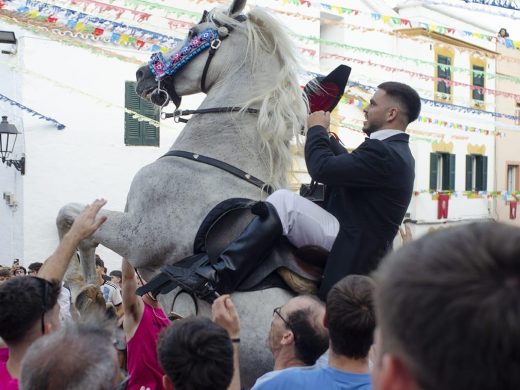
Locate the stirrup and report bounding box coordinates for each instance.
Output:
[169,276,220,304]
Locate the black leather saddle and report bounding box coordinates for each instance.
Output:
[138,198,329,298]
[193,198,327,292]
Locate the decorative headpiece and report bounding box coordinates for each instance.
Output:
[148,28,220,81]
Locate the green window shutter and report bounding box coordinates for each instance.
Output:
[482,156,488,191]
[437,56,451,95]
[476,156,488,191]
[447,154,456,191]
[472,65,485,101]
[125,81,142,145]
[465,155,473,191]
[430,153,438,190]
[140,98,160,146]
[124,81,160,146]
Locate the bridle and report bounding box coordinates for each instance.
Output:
[146,10,272,195]
[148,11,258,123]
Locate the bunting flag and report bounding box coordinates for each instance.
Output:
[16,0,520,55]
[2,0,182,52]
[0,92,66,129]
[322,53,520,98]
[2,1,520,127]
[339,95,502,136]
[6,0,520,68]
[346,80,520,122]
[425,0,520,19]
[411,189,520,198]
[462,0,520,11]
[275,0,520,52]
[303,34,518,81]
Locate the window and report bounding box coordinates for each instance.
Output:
[124,81,160,146]
[471,65,485,102]
[465,155,488,191]
[437,55,451,95]
[507,164,519,192]
[434,47,454,103]
[470,56,486,108]
[430,153,455,191]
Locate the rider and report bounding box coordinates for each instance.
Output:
[152,68,419,302]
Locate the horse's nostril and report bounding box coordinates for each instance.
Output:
[136,69,144,81]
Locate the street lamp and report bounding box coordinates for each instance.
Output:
[0,116,25,175]
[0,31,17,55]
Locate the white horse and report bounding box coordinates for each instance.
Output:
[57,0,308,385]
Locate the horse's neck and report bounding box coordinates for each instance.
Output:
[172,68,276,179]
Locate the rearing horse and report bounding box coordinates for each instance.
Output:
[56,0,308,384]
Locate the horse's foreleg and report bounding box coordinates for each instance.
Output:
[57,202,134,286]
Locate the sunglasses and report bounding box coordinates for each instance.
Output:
[273,306,297,342]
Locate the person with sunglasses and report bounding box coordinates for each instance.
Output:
[251,295,328,388]
[253,275,375,390]
[0,199,107,389]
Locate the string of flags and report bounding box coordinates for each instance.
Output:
[1,0,519,133]
[322,53,520,99]
[1,0,182,52]
[462,0,520,11]
[294,0,520,50]
[0,92,66,129]
[412,189,520,199]
[347,80,520,122]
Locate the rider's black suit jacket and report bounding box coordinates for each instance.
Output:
[305,125,415,299]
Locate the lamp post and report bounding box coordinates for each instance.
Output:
[0,30,17,55]
[0,116,25,175]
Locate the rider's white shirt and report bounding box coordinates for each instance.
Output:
[370,129,404,141]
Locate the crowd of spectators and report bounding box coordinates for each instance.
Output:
[1,199,520,390]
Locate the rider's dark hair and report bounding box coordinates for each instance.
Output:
[0,276,60,343]
[286,296,329,365]
[158,317,233,390]
[326,275,376,359]
[374,222,520,390]
[378,81,421,124]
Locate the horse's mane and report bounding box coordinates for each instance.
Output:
[210,7,308,190]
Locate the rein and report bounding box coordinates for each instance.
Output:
[161,107,260,123]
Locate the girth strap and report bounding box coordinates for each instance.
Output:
[162,150,274,195]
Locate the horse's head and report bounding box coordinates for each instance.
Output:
[135,0,249,108]
[136,0,308,190]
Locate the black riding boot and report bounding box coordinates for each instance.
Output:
[162,201,283,302]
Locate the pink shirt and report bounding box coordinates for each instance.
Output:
[0,348,8,364]
[0,361,18,390]
[126,302,170,390]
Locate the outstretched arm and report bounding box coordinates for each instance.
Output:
[39,199,107,282]
[122,257,143,338]
[212,295,241,390]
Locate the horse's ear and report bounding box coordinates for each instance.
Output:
[229,0,247,16]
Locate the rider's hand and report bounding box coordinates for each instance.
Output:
[212,294,240,339]
[307,111,330,130]
[68,199,108,240]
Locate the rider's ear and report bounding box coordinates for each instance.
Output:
[229,0,247,16]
